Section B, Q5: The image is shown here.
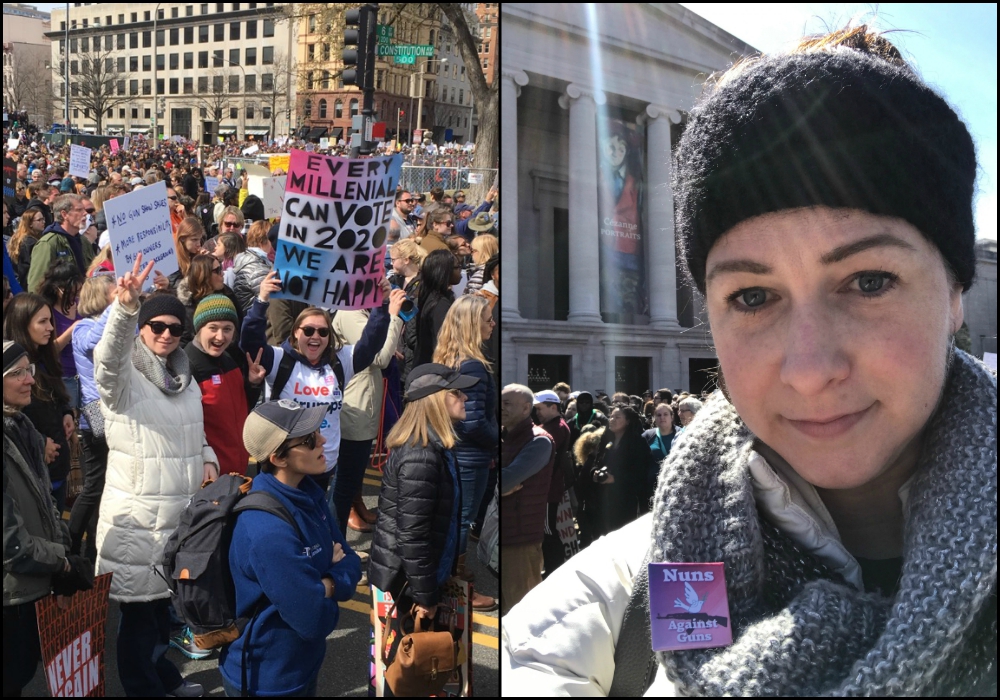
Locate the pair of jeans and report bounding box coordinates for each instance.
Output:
[332,438,374,535]
[68,429,108,562]
[117,599,184,697]
[457,461,489,557]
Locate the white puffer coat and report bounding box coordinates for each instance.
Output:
[93,300,218,602]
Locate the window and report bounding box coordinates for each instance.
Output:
[143,31,151,48]
[246,105,254,120]
[229,75,239,92]
[184,26,194,44]
[144,107,150,118]
[130,56,139,71]
[245,74,256,92]
[184,78,193,94]
[143,79,151,95]
[262,46,274,65]
[217,4,225,12]
[73,108,79,118]
[321,70,329,89]
[198,76,208,93]
[157,78,164,94]
[169,78,179,94]
[199,26,209,43]
[200,108,207,118]
[170,28,179,45]
[213,50,223,67]
[70,37,78,53]
[119,14,124,23]
[213,75,224,92]
[308,44,315,61]
[143,55,151,71]
[105,35,113,51]
[198,51,208,68]
[171,7,179,18]
[215,24,225,41]
[246,20,257,39]
[319,99,327,118]
[308,15,316,33]
[233,3,241,11]
[106,58,114,73]
[230,22,240,41]
[263,19,274,37]
[117,57,126,72]
[201,4,209,14]
[459,89,464,105]
[130,79,138,95]
[169,54,179,70]
[158,54,167,71]
[263,106,271,120]
[156,29,165,47]
[81,37,89,52]
[262,73,273,91]
[321,43,330,61]
[71,60,78,76]
[245,47,257,66]
[485,27,491,40]
[350,99,359,116]
[118,80,126,96]
[229,49,239,66]
[183,53,193,70]
[483,58,489,69]
[131,12,138,22]
[376,69,383,90]
[230,107,238,119]
[303,99,311,118]
[117,33,126,49]
[132,107,138,118]
[334,99,342,118]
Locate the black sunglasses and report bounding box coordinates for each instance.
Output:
[300,326,330,338]
[85,208,95,214]
[211,266,222,274]
[167,195,178,201]
[399,198,414,203]
[279,430,319,455]
[145,321,184,337]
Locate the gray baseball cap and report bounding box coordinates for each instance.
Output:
[243,399,328,462]
[404,363,480,401]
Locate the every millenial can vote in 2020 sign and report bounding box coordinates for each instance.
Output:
[102,180,180,290]
[271,150,403,310]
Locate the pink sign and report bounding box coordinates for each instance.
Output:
[648,562,732,652]
[109,139,119,154]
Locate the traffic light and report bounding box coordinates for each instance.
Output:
[343,5,377,90]
[202,120,217,146]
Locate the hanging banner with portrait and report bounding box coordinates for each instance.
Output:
[597,118,649,323]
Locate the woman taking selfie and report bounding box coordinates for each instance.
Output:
[502,27,996,696]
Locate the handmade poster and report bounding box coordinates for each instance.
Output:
[271,150,402,310]
[204,176,219,194]
[319,137,330,150]
[244,163,274,200]
[648,562,732,652]
[242,144,260,156]
[8,136,20,150]
[369,580,472,697]
[103,180,178,288]
[36,573,113,697]
[261,175,287,218]
[109,138,119,153]
[3,157,15,200]
[597,118,649,323]
[69,144,92,178]
[269,154,291,172]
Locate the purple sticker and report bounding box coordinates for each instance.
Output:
[648,562,733,652]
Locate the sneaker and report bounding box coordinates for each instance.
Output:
[356,550,370,564]
[169,627,212,660]
[166,679,205,697]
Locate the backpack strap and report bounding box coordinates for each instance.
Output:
[270,350,346,400]
[233,491,304,542]
[609,548,658,697]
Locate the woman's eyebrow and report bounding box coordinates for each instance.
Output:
[707,232,919,284]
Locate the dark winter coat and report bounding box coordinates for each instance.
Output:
[453,360,498,471]
[415,290,454,366]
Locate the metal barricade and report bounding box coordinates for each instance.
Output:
[399,166,498,196]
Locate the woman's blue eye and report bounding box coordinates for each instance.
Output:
[857,273,885,293]
[740,289,767,307]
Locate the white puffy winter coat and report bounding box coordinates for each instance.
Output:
[93,300,218,602]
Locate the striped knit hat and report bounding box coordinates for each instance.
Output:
[193,294,238,332]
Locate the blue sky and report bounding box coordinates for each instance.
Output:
[681,3,998,241]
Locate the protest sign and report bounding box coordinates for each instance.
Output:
[467,172,483,185]
[204,176,219,194]
[3,157,16,199]
[269,154,291,172]
[109,138,119,153]
[103,180,178,287]
[243,162,273,199]
[261,175,287,218]
[319,137,330,150]
[69,144,92,178]
[37,574,113,697]
[985,352,997,372]
[242,144,260,156]
[271,151,402,310]
[123,136,130,150]
[8,136,19,150]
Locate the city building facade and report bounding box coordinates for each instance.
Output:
[502,3,757,396]
[436,17,476,144]
[45,2,294,141]
[3,3,53,127]
[964,239,998,359]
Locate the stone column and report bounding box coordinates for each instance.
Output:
[559,84,606,325]
[501,68,528,321]
[639,104,683,329]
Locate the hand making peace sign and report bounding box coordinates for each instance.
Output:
[117,253,156,310]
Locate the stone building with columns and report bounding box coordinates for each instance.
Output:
[501,4,757,395]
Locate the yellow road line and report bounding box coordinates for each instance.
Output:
[472,613,498,628]
[363,478,381,488]
[341,600,498,649]
[472,631,499,649]
[340,599,372,616]
[365,469,382,478]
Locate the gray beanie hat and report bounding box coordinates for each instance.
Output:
[3,340,28,376]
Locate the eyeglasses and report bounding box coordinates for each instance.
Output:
[167,195,178,201]
[222,220,240,228]
[211,266,222,275]
[6,363,36,381]
[144,321,184,337]
[279,430,319,455]
[299,326,330,338]
[85,208,95,214]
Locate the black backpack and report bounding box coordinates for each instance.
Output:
[161,473,303,650]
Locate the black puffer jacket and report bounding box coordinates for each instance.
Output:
[369,435,461,607]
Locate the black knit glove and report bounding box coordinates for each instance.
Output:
[52,555,95,596]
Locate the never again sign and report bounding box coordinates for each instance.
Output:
[272,150,402,310]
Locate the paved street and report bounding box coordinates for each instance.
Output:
[23,465,499,697]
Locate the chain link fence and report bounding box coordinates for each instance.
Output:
[399,166,498,196]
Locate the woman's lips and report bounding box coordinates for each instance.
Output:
[785,403,874,439]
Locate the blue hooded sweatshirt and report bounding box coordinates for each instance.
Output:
[219,472,362,696]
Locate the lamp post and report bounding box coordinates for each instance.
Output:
[152,2,163,140]
[64,2,70,134]
[414,57,445,134]
[218,55,248,141]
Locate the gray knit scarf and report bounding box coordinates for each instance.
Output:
[651,348,996,696]
[131,337,192,396]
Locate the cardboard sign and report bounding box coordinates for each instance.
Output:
[648,562,732,652]
[69,144,92,178]
[244,163,274,200]
[109,138,119,153]
[242,144,259,156]
[37,574,113,697]
[8,136,20,150]
[319,137,330,150]
[271,151,401,310]
[204,176,219,194]
[261,175,287,218]
[103,180,178,287]
[269,154,290,172]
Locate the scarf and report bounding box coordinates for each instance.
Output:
[130,336,192,396]
[651,349,996,696]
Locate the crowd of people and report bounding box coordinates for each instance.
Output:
[498,381,710,615]
[3,123,501,697]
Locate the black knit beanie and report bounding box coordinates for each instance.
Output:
[138,293,187,328]
[674,48,978,294]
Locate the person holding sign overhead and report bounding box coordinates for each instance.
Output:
[241,270,407,507]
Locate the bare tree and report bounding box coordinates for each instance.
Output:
[63,44,134,133]
[195,67,233,125]
[259,51,293,140]
[4,47,53,127]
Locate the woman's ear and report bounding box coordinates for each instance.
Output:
[268,452,287,471]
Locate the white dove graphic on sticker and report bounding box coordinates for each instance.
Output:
[673,581,707,613]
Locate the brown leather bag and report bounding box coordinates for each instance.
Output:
[381,593,459,697]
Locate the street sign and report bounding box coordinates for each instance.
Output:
[376,24,394,39]
[394,55,416,65]
[376,44,434,58]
